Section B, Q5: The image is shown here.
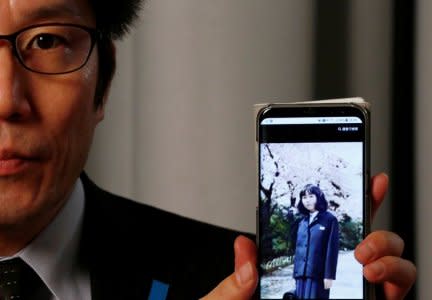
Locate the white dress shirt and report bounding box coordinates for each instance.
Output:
[309,210,319,224]
[0,179,91,300]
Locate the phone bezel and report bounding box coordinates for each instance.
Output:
[256,102,372,300]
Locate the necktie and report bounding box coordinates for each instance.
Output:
[0,257,51,300]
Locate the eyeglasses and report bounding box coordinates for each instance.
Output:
[0,23,101,75]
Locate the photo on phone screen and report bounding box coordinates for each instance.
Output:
[257,103,370,300]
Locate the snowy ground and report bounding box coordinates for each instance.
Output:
[260,251,363,299]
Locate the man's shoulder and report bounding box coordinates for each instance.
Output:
[79,173,253,298]
[80,172,250,240]
[81,172,254,251]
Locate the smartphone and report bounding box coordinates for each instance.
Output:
[256,98,371,300]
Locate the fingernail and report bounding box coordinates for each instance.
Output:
[357,242,374,262]
[236,262,253,286]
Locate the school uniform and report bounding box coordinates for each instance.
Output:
[293,210,339,299]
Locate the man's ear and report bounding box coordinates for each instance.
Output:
[95,97,106,123]
[100,42,116,108]
[95,39,117,109]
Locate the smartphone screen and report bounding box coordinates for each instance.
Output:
[257,103,370,300]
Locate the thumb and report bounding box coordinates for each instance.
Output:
[200,235,258,299]
[200,261,257,300]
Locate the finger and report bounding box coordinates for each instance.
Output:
[370,173,389,220]
[363,256,416,300]
[355,230,416,299]
[200,263,257,300]
[355,231,404,264]
[234,235,257,270]
[200,236,258,300]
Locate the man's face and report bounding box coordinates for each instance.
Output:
[0,0,103,227]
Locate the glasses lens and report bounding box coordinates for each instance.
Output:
[16,25,94,74]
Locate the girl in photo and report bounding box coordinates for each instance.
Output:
[292,184,339,299]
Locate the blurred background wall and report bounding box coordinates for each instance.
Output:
[86,0,317,233]
[85,0,421,298]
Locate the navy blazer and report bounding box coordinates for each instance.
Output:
[293,211,339,280]
[78,173,255,300]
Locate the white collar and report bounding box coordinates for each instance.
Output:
[309,211,319,223]
[17,178,89,300]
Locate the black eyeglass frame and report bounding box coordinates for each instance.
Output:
[0,23,102,75]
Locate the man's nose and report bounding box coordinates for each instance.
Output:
[0,41,31,121]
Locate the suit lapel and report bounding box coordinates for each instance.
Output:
[78,173,150,300]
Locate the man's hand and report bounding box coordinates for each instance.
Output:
[202,173,416,300]
[200,235,258,300]
[354,173,417,300]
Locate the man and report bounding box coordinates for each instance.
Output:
[0,0,416,299]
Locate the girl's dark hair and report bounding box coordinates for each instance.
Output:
[90,0,144,107]
[297,184,328,215]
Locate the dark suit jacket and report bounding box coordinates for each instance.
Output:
[78,173,253,300]
[293,211,339,280]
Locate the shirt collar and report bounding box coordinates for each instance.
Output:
[17,178,89,300]
[309,210,319,223]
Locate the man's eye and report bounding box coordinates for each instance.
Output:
[30,34,63,49]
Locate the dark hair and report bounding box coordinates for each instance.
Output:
[90,0,144,39]
[90,0,145,107]
[297,184,328,215]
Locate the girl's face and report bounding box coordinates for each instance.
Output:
[302,192,317,212]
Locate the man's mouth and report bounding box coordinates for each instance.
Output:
[0,150,39,176]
